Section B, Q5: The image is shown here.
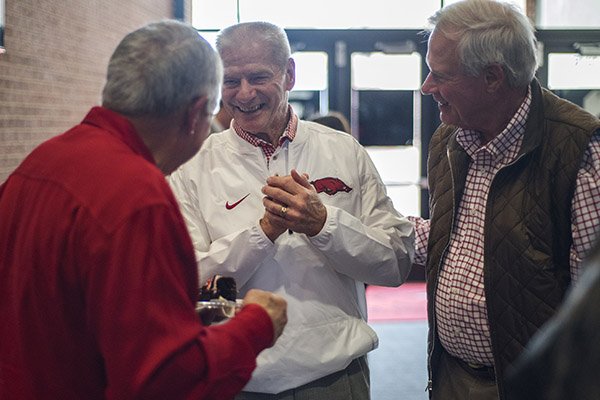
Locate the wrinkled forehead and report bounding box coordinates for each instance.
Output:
[221,45,286,79]
[426,29,460,68]
[221,38,279,66]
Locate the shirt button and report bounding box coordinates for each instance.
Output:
[273,155,278,160]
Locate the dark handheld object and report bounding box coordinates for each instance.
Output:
[198,275,237,301]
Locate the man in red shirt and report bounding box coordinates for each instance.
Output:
[0,20,287,400]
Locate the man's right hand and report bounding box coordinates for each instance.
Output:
[259,216,287,242]
[242,289,287,344]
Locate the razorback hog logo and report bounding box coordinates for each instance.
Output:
[310,177,353,196]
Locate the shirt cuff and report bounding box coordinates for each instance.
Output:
[250,221,277,249]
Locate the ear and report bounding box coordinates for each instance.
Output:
[285,58,296,91]
[484,64,505,93]
[186,96,209,135]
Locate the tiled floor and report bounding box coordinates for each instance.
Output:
[366,282,428,400]
[369,321,429,400]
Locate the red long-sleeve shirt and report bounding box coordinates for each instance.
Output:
[0,107,273,399]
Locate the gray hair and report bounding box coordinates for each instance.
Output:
[215,21,291,70]
[427,0,538,88]
[102,20,222,117]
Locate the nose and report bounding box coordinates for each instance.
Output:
[237,79,256,101]
[420,73,434,96]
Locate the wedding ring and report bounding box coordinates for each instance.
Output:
[280,206,288,217]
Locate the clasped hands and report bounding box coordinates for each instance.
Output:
[259,169,327,242]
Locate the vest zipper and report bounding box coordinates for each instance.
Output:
[426,145,459,394]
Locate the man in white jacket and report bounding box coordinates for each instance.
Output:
[169,21,415,400]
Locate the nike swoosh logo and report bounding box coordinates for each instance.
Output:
[225,193,250,210]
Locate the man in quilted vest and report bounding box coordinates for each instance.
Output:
[410,1,600,399]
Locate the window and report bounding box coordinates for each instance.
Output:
[547,53,600,117]
[352,52,421,91]
[351,52,422,146]
[289,51,329,118]
[443,0,526,13]
[366,146,421,216]
[548,54,600,90]
[192,0,440,29]
[192,0,238,30]
[538,0,600,29]
[352,52,423,216]
[292,52,328,91]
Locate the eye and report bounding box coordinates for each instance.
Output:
[250,75,270,85]
[223,79,240,88]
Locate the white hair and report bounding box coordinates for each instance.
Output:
[216,21,291,71]
[102,20,222,117]
[427,0,538,88]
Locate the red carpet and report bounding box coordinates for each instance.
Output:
[366,282,427,322]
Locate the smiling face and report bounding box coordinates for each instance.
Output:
[220,38,295,139]
[421,29,492,130]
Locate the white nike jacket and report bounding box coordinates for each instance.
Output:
[168,120,415,393]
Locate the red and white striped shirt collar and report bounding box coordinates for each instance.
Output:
[232,106,298,161]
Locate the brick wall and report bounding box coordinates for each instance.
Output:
[0,0,176,182]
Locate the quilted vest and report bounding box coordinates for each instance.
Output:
[425,79,600,399]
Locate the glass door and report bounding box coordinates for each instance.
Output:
[350,51,423,217]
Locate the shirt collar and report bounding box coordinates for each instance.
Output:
[457,86,532,164]
[82,106,156,165]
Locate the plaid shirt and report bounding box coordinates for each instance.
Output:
[411,88,600,366]
[233,106,298,166]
